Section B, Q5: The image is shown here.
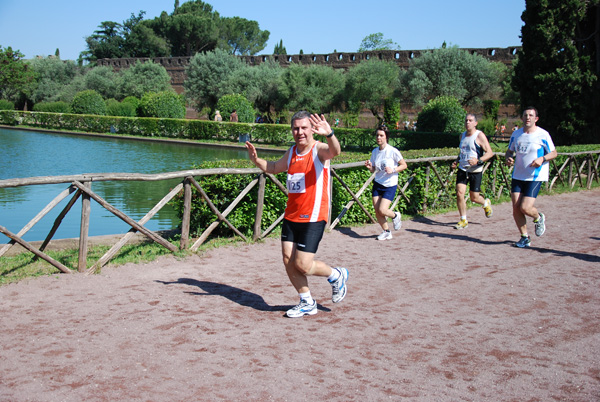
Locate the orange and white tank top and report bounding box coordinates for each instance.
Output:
[284,143,330,222]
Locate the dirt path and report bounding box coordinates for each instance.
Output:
[1,189,599,401]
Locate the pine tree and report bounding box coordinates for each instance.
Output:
[513,0,599,144]
[274,39,286,55]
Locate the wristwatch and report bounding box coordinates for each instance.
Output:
[327,130,335,138]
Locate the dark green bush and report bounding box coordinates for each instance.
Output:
[170,159,288,237]
[417,96,465,133]
[483,99,501,121]
[476,117,496,138]
[383,97,401,126]
[32,101,71,113]
[71,90,106,116]
[106,99,136,117]
[216,94,255,123]
[139,91,185,119]
[122,96,140,116]
[0,99,15,110]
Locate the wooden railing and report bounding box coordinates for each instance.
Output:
[1,151,598,275]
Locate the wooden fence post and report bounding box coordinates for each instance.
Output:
[422,164,431,214]
[254,174,266,241]
[180,177,192,250]
[78,181,91,272]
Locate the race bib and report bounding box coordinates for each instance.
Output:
[517,142,529,153]
[287,173,306,193]
[459,147,474,162]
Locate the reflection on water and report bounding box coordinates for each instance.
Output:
[0,128,276,242]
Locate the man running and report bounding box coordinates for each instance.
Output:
[245,111,349,317]
[505,107,557,248]
[451,114,494,229]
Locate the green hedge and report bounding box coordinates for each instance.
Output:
[168,156,516,237]
[0,110,461,150]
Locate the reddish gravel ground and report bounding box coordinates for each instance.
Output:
[1,189,599,401]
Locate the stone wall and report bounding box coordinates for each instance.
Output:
[97,46,520,94]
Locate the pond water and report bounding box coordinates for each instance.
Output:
[0,128,278,242]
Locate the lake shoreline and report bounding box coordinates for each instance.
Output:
[0,124,287,154]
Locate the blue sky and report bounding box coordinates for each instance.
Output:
[0,0,525,60]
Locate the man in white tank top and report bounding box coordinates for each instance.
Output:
[451,114,494,229]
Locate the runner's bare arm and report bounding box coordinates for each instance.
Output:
[246,141,288,174]
[309,114,341,161]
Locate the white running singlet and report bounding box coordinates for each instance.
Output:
[508,127,555,181]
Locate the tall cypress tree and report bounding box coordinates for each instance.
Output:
[513,0,599,144]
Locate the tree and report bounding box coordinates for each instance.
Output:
[221,58,283,116]
[82,2,267,59]
[165,12,219,56]
[274,39,287,55]
[122,12,170,58]
[82,66,120,100]
[217,17,269,55]
[0,46,36,102]
[278,64,345,113]
[27,57,80,104]
[117,60,172,99]
[402,45,503,107]
[82,21,126,61]
[344,59,400,120]
[358,33,399,52]
[513,0,599,144]
[184,48,246,110]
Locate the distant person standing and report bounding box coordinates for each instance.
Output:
[214,110,222,122]
[451,114,494,229]
[505,107,557,248]
[364,125,407,240]
[230,109,238,122]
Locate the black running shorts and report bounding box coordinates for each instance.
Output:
[456,169,483,193]
[281,219,326,254]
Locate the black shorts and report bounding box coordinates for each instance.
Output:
[281,219,326,254]
[456,169,483,193]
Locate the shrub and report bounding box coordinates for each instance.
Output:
[477,117,496,138]
[0,99,14,110]
[170,159,288,237]
[122,96,140,116]
[417,96,465,133]
[106,99,136,117]
[483,99,501,121]
[383,97,401,127]
[32,101,71,113]
[139,91,186,119]
[216,94,255,123]
[71,90,106,115]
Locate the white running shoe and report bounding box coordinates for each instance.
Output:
[286,299,317,318]
[392,212,402,230]
[534,212,546,236]
[330,267,349,303]
[377,231,393,240]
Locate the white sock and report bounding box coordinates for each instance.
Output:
[327,268,340,283]
[299,292,313,304]
[461,215,467,221]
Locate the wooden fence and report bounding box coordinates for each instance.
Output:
[1,151,598,275]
